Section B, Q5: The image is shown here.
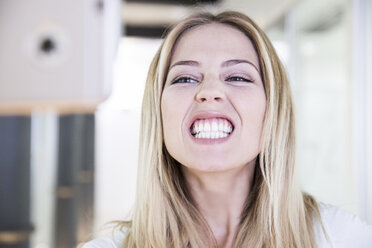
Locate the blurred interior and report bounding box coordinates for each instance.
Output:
[0,0,371,247]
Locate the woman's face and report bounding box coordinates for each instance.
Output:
[161,23,266,172]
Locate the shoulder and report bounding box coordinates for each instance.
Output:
[82,228,127,248]
[315,203,372,248]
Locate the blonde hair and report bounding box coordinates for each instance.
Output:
[120,11,322,248]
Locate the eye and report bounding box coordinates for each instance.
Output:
[171,76,198,84]
[226,76,254,83]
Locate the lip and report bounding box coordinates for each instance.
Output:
[187,111,235,144]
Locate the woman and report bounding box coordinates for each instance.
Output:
[84,11,372,248]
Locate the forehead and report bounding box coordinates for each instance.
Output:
[171,23,259,66]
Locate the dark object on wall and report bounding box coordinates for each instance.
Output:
[124,25,168,38]
[125,0,219,4]
[0,116,33,248]
[76,114,95,244]
[54,114,95,248]
[122,0,221,38]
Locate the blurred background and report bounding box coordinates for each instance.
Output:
[0,0,371,247]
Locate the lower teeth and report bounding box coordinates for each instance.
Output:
[194,132,229,139]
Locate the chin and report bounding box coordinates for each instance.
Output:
[182,155,258,174]
[183,160,240,173]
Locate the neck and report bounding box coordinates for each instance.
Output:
[182,160,256,248]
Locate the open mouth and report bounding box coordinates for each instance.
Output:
[190,117,234,139]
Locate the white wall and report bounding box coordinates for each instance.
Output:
[93,37,161,236]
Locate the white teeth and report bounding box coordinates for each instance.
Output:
[221,132,226,138]
[211,132,216,139]
[212,122,218,132]
[223,122,228,132]
[204,122,211,132]
[219,120,224,131]
[191,117,233,139]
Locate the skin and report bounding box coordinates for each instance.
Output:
[161,23,267,248]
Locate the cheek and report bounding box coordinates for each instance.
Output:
[251,96,266,127]
[237,90,267,138]
[161,89,188,146]
[161,93,174,142]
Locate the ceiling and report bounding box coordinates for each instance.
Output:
[122,0,299,37]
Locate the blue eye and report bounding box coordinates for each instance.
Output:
[171,77,198,84]
[226,76,253,83]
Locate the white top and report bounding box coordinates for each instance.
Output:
[82,204,372,248]
[315,204,372,247]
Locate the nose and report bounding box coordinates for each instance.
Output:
[195,78,225,103]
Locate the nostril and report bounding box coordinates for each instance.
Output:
[198,96,222,103]
[198,96,207,102]
[195,87,224,102]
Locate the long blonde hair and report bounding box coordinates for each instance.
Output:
[120,11,321,248]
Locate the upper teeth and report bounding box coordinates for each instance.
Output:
[191,118,233,139]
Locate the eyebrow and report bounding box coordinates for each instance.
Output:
[169,60,200,69]
[169,59,260,72]
[222,59,260,73]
